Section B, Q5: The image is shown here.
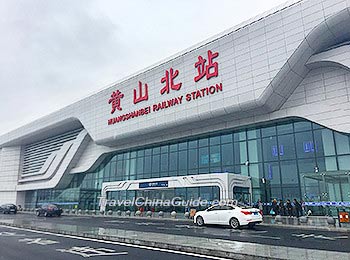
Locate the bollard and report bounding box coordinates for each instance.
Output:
[78,209,82,215]
[116,210,122,216]
[91,210,96,215]
[299,216,308,224]
[146,211,152,217]
[158,211,164,218]
[125,210,131,216]
[327,216,336,226]
[65,209,70,214]
[107,210,113,215]
[71,209,76,214]
[85,209,89,215]
[171,211,177,218]
[135,210,141,216]
[184,212,190,219]
[275,215,282,224]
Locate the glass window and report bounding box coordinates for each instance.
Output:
[312,123,324,130]
[199,147,209,167]
[338,155,350,170]
[313,129,335,156]
[294,121,312,132]
[248,139,262,163]
[136,157,144,174]
[247,129,260,139]
[137,150,144,157]
[188,149,198,169]
[161,145,169,153]
[334,132,350,155]
[317,157,337,172]
[210,145,221,166]
[325,157,337,171]
[264,162,280,185]
[189,140,197,149]
[221,143,234,166]
[145,149,152,156]
[152,154,160,177]
[278,134,296,160]
[280,160,299,185]
[234,141,247,164]
[210,136,220,145]
[234,131,246,141]
[169,152,178,171]
[249,163,263,188]
[129,158,137,177]
[130,151,137,158]
[178,142,187,151]
[298,158,316,174]
[262,136,278,161]
[221,134,232,144]
[170,144,178,152]
[160,153,169,172]
[152,147,160,155]
[144,156,152,174]
[178,150,188,171]
[199,138,209,147]
[277,123,293,135]
[295,131,315,158]
[261,126,276,137]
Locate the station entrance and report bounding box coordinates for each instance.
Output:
[99,173,252,212]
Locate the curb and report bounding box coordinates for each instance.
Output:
[0,221,275,260]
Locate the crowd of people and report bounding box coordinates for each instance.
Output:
[255,198,307,217]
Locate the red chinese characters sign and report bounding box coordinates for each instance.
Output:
[108,49,222,125]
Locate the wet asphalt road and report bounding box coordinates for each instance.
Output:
[0,212,349,253]
[0,225,218,260]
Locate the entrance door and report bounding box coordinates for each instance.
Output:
[233,186,251,205]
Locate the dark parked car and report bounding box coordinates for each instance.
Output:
[36,204,63,217]
[0,204,17,214]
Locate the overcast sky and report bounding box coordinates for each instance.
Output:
[0,0,287,135]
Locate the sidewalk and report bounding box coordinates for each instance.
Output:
[19,210,350,232]
[1,216,350,259]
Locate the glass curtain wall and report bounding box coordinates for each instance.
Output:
[24,119,350,210]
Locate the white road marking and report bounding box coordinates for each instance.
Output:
[0,225,230,260]
[104,220,126,224]
[19,237,59,245]
[57,246,128,258]
[292,233,348,241]
[0,231,26,237]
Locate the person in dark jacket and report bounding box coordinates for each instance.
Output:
[293,199,302,218]
[271,199,279,215]
[286,199,293,217]
[278,200,285,216]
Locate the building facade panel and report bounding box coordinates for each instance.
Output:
[0,0,349,213]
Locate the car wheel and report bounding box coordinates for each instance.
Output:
[196,216,204,226]
[230,217,240,229]
[36,211,41,217]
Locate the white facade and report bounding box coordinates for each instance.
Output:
[1,0,350,205]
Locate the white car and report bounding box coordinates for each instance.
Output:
[194,204,262,229]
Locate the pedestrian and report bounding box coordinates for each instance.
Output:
[293,199,302,218]
[258,199,263,212]
[270,199,279,215]
[300,199,306,216]
[286,199,293,217]
[278,200,285,216]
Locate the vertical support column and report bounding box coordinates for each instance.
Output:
[0,146,21,204]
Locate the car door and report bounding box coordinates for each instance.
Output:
[218,205,235,224]
[203,205,221,224]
